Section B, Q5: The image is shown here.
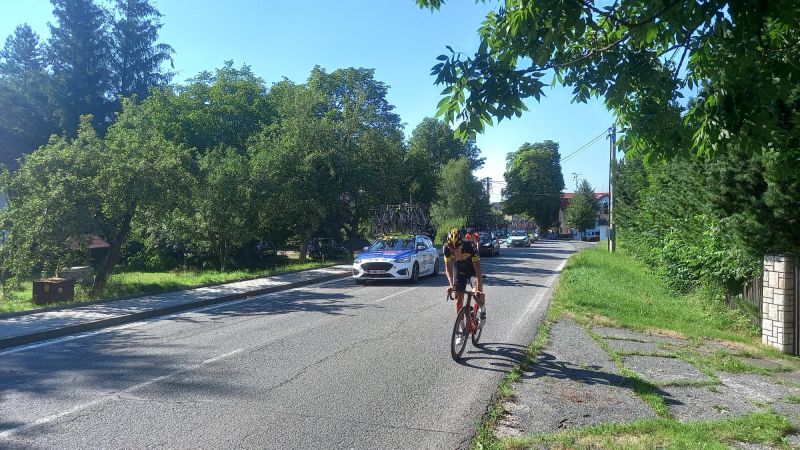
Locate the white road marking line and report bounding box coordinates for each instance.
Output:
[373,287,419,304]
[0,348,245,440]
[0,277,350,357]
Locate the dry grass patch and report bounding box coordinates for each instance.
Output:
[643,327,688,340]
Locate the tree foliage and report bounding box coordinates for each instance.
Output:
[612,153,765,292]
[250,81,342,262]
[48,0,114,135]
[307,67,406,244]
[408,117,484,173]
[0,0,174,165]
[1,100,193,292]
[565,179,597,235]
[0,24,60,167]
[502,140,565,228]
[109,0,175,100]
[418,0,800,172]
[431,157,489,224]
[147,61,272,153]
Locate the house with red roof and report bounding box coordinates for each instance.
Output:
[555,192,610,240]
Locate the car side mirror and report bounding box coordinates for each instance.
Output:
[363,247,368,251]
[416,243,426,250]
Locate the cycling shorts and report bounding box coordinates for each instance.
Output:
[453,264,476,293]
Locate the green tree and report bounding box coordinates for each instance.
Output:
[251,82,341,262]
[48,0,114,135]
[404,146,439,207]
[417,0,800,171]
[612,154,763,292]
[407,117,484,173]
[146,61,272,153]
[307,67,406,244]
[431,157,489,224]
[502,140,565,229]
[1,100,193,292]
[109,0,175,100]
[192,147,254,271]
[0,24,60,166]
[565,179,597,237]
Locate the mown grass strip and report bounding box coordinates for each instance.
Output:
[554,247,758,343]
[505,411,793,450]
[0,259,340,314]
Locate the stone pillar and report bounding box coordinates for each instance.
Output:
[762,254,796,354]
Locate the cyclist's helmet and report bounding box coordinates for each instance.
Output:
[446,228,464,249]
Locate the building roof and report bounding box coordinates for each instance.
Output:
[66,235,110,250]
[560,192,609,209]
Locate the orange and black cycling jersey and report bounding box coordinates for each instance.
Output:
[443,240,480,270]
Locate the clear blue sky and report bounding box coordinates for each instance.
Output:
[1,0,617,201]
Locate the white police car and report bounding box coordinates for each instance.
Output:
[353,235,440,284]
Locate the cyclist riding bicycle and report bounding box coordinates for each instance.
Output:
[444,228,486,325]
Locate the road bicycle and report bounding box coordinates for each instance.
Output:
[447,286,484,361]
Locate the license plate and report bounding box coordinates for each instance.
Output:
[367,270,385,275]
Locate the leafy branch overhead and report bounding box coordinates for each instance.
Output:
[418,0,800,169]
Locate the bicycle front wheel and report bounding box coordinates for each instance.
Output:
[471,308,483,346]
[451,307,469,361]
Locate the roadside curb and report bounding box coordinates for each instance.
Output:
[0,271,351,351]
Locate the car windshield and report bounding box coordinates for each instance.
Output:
[478,232,491,240]
[369,237,415,251]
[511,231,527,236]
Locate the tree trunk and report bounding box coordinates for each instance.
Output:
[299,233,310,263]
[92,209,135,294]
[348,215,360,250]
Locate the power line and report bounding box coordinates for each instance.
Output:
[561,130,609,163]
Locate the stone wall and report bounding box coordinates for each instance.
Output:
[762,254,796,353]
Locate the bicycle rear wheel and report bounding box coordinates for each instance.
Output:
[451,307,469,361]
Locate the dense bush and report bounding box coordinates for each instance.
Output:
[614,154,766,294]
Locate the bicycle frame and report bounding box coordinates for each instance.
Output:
[448,287,483,360]
[448,290,477,332]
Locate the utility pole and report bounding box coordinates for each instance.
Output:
[608,124,617,253]
[482,177,492,203]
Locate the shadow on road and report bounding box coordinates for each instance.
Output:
[453,342,529,372]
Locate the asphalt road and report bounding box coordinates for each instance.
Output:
[0,240,586,449]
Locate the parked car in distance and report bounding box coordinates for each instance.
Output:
[548,232,559,239]
[352,234,439,284]
[478,231,500,256]
[583,230,601,242]
[506,230,530,247]
[255,240,278,258]
[307,238,350,260]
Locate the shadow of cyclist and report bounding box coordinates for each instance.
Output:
[451,342,528,371]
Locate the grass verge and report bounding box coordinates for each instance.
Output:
[555,247,759,342]
[473,245,797,449]
[0,258,341,314]
[506,411,793,449]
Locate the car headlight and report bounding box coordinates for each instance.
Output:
[395,256,411,263]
